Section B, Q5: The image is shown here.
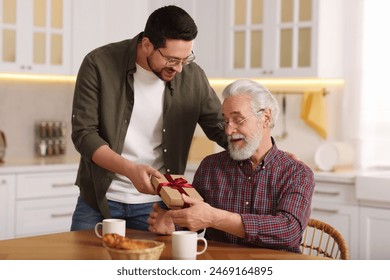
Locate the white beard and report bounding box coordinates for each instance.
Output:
[228,127,262,161]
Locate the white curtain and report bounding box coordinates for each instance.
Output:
[359,0,390,169]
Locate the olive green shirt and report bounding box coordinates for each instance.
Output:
[71,33,227,217]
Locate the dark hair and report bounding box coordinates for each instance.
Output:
[144,5,198,49]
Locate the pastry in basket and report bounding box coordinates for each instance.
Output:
[103,233,151,250]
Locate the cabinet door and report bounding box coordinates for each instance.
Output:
[310,202,359,259]
[189,0,225,77]
[144,0,224,77]
[16,171,78,199]
[0,0,17,69]
[71,0,149,74]
[272,0,317,77]
[225,0,318,77]
[0,0,71,74]
[223,0,344,78]
[225,0,272,77]
[0,174,16,240]
[16,196,76,237]
[359,207,390,260]
[15,170,78,237]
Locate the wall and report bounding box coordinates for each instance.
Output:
[0,80,78,159]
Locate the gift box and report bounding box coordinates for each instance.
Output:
[151,174,203,209]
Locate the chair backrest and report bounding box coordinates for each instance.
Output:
[300,218,350,260]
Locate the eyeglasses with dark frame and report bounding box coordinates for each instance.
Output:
[157,49,195,67]
[217,109,265,130]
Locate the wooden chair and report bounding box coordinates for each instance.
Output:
[300,218,350,260]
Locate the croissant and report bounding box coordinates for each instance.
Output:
[103,233,151,250]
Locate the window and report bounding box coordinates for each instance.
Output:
[360,0,390,169]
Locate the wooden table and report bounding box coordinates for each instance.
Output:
[0,229,327,260]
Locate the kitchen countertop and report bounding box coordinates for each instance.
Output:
[1,156,359,185]
[314,169,357,184]
[0,156,79,174]
[356,170,390,205]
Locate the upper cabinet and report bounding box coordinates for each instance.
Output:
[71,0,148,74]
[146,0,226,78]
[148,0,344,78]
[0,0,71,74]
[1,0,344,78]
[224,0,344,78]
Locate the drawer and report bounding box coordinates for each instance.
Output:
[15,196,77,237]
[16,171,79,199]
[313,181,357,205]
[0,175,16,239]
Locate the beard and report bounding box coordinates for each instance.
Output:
[228,128,262,161]
[147,56,176,82]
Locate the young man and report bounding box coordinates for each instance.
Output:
[70,6,227,231]
[148,80,315,253]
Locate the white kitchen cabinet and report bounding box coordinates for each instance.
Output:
[223,0,344,78]
[15,170,78,237]
[0,174,15,240]
[356,172,390,259]
[0,0,71,74]
[359,206,390,260]
[146,0,224,78]
[311,179,359,259]
[71,0,148,74]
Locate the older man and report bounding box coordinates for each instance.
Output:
[148,79,315,253]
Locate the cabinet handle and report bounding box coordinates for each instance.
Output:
[51,213,73,218]
[314,190,340,196]
[0,179,7,185]
[262,70,273,75]
[312,207,339,214]
[51,183,75,188]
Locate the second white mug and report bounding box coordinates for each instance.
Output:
[94,218,126,238]
[172,230,208,260]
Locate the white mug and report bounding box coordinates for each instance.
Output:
[172,231,208,260]
[94,218,126,238]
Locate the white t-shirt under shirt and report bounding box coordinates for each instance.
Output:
[106,63,165,204]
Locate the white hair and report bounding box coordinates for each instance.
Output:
[222,79,280,128]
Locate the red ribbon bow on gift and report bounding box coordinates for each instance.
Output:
[156,174,193,208]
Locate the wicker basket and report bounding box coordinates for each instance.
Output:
[104,239,165,260]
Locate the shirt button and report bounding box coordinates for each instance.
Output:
[245,201,249,205]
[166,169,171,173]
[163,129,166,132]
[163,149,167,153]
[248,177,251,180]
[124,119,128,123]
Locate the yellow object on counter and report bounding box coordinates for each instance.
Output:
[301,90,327,139]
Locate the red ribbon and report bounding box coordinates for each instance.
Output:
[156,174,193,208]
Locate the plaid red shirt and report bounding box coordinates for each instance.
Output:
[192,142,315,253]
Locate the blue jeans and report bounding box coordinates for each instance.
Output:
[70,196,166,231]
